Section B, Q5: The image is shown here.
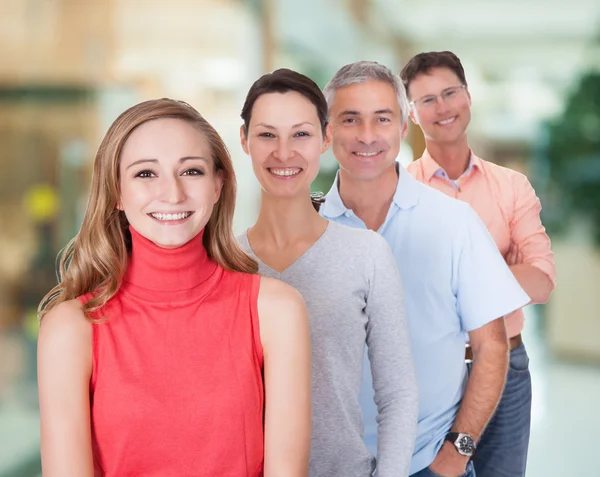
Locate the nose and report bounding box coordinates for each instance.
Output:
[272,137,293,162]
[434,96,450,114]
[160,174,186,204]
[356,121,377,145]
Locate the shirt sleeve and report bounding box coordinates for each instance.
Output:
[364,233,418,477]
[453,203,531,332]
[510,172,557,287]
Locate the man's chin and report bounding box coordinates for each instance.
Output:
[348,165,394,182]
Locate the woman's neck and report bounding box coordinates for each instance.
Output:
[250,193,328,251]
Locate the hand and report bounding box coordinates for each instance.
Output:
[505,242,523,266]
[428,442,469,477]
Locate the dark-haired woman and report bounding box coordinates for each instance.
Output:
[237,69,418,477]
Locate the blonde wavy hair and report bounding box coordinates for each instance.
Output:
[39,98,257,320]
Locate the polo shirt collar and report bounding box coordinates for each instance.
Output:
[321,162,420,218]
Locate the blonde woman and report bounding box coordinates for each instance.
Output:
[37,98,311,477]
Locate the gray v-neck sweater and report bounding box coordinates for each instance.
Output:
[238,221,417,477]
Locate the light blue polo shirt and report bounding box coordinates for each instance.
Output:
[321,163,529,475]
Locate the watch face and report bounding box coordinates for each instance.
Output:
[458,435,476,455]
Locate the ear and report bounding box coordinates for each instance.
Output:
[116,199,123,211]
[466,88,472,106]
[400,121,409,141]
[322,123,332,154]
[213,169,224,205]
[409,108,419,125]
[240,125,249,155]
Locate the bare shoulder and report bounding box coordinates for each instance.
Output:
[256,277,308,348]
[38,299,92,355]
[257,276,305,311]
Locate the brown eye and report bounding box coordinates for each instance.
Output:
[183,169,204,176]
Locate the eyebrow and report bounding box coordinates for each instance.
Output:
[337,108,395,117]
[125,156,209,170]
[417,87,461,101]
[254,121,315,129]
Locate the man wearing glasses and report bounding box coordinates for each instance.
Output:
[321,61,530,477]
[402,51,556,477]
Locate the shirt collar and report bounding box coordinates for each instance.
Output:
[321,162,420,219]
[321,170,347,218]
[421,149,482,183]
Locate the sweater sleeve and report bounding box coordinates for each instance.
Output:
[364,233,418,477]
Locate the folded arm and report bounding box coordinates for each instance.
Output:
[507,173,556,304]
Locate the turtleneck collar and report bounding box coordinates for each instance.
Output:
[122,226,218,301]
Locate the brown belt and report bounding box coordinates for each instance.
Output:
[465,333,523,362]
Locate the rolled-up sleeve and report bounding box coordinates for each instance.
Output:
[510,173,557,287]
[364,234,418,477]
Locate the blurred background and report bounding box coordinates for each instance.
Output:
[1,0,599,475]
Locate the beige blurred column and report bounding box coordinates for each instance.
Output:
[259,0,276,72]
[347,0,371,24]
[0,1,113,83]
[390,36,424,161]
[407,122,426,160]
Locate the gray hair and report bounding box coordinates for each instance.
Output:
[323,61,409,125]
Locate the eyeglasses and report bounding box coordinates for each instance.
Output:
[410,85,467,110]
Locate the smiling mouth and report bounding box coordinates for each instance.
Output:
[353,151,383,157]
[148,211,193,221]
[436,116,457,126]
[268,167,302,177]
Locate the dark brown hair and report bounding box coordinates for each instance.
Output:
[241,68,328,136]
[400,51,467,95]
[241,69,329,211]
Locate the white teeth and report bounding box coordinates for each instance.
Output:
[355,151,380,157]
[270,168,301,177]
[438,117,456,125]
[150,212,191,221]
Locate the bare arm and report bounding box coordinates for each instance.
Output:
[510,263,553,304]
[455,317,508,440]
[38,299,94,477]
[258,277,311,477]
[429,204,525,475]
[430,317,509,475]
[506,243,554,304]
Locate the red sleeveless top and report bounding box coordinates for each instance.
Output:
[81,227,264,477]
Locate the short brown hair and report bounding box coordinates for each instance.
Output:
[241,68,328,136]
[400,51,467,94]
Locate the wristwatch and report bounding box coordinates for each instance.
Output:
[444,432,476,457]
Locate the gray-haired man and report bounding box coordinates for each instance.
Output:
[319,61,530,476]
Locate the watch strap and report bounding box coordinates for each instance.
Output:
[444,432,460,443]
